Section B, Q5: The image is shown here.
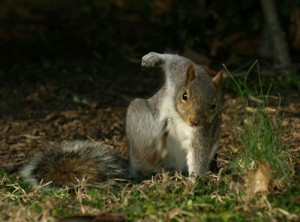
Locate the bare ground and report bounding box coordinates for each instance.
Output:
[0,59,299,175]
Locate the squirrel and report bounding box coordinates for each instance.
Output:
[20,52,222,188]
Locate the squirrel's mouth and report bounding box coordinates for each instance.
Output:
[187,115,206,126]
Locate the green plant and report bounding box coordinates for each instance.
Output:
[223,62,291,184]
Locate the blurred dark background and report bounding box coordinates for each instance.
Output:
[0,0,299,79]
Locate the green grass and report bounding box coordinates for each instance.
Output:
[223,62,292,185]
[0,169,299,221]
[0,63,299,221]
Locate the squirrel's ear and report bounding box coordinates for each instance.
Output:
[212,71,222,86]
[185,64,196,86]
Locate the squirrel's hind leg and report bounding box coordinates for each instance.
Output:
[126,98,168,177]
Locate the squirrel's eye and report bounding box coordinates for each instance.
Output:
[210,104,216,110]
[182,91,189,101]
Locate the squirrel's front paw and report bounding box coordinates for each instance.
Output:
[141,52,163,68]
[155,119,168,159]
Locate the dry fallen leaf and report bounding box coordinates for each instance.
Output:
[245,106,277,114]
[245,161,272,195]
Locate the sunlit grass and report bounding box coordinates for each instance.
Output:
[223,61,292,185]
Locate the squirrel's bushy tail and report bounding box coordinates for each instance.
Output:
[20,141,129,188]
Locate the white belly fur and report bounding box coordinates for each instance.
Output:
[165,117,193,173]
[159,87,193,173]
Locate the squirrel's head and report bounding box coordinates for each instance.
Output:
[176,64,222,127]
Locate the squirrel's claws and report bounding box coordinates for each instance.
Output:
[141,52,162,68]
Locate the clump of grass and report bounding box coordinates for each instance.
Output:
[223,61,291,184]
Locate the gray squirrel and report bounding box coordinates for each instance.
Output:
[20,52,222,187]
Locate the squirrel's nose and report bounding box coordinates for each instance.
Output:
[189,116,200,126]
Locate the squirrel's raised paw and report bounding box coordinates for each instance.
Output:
[141,52,163,68]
